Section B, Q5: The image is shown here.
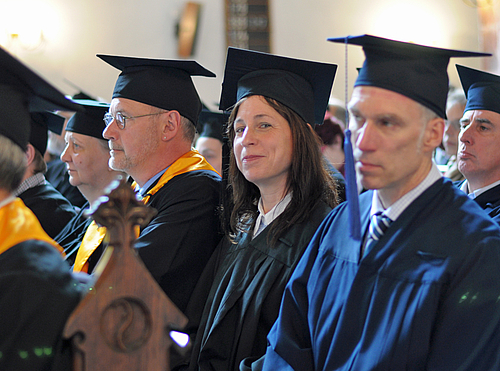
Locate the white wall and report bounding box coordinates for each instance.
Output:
[0,0,490,110]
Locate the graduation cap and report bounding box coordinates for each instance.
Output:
[97,54,216,126]
[0,46,82,150]
[219,47,337,125]
[29,111,65,155]
[457,64,500,115]
[198,109,225,142]
[66,99,110,139]
[328,34,491,118]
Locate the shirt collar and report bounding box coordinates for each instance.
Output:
[136,167,169,198]
[462,178,500,199]
[253,192,293,238]
[14,173,45,197]
[371,162,442,222]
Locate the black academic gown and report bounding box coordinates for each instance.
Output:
[263,178,500,371]
[54,202,92,267]
[0,241,81,371]
[45,158,86,209]
[456,180,500,223]
[135,169,222,313]
[19,183,77,239]
[188,201,332,371]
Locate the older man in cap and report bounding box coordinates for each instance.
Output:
[74,55,221,317]
[54,100,125,268]
[261,35,500,371]
[456,65,500,223]
[0,46,82,370]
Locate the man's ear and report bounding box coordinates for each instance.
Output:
[25,144,36,166]
[424,117,445,151]
[161,110,182,141]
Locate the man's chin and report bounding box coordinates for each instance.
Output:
[109,159,127,173]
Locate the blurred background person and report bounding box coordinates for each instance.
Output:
[443,88,466,181]
[0,45,82,371]
[195,108,224,175]
[327,96,347,129]
[15,112,77,238]
[315,115,346,176]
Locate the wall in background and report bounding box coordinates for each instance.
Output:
[0,0,491,110]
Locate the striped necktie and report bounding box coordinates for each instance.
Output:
[369,212,392,241]
[364,212,392,257]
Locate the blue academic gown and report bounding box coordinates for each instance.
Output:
[263,178,500,371]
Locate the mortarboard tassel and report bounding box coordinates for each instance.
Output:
[344,129,361,240]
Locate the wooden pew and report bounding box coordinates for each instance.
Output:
[64,178,188,370]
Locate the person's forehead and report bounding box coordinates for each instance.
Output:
[110,97,153,112]
[349,86,420,111]
[463,109,500,122]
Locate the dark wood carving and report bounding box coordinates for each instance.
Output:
[63,177,188,370]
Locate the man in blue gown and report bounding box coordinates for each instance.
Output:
[262,35,500,371]
[455,65,500,223]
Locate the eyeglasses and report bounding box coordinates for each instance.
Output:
[103,111,166,129]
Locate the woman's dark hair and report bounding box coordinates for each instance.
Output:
[225,95,339,247]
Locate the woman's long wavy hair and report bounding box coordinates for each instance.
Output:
[225,96,339,247]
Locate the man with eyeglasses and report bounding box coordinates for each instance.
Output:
[456,64,500,223]
[75,56,222,322]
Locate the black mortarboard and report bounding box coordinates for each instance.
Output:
[456,64,500,115]
[97,54,216,126]
[328,35,490,118]
[66,99,110,139]
[198,109,224,142]
[219,47,337,125]
[72,91,96,100]
[0,46,81,150]
[29,111,65,154]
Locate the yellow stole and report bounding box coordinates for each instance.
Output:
[73,149,218,273]
[0,198,63,256]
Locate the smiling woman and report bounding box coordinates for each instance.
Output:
[185,48,339,371]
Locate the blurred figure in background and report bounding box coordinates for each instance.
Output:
[15,112,77,238]
[0,45,82,371]
[315,115,346,177]
[195,109,224,175]
[443,88,466,181]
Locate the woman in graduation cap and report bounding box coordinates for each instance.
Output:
[54,100,125,270]
[184,48,339,371]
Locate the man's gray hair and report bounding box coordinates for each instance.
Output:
[420,104,440,124]
[180,115,196,144]
[0,135,27,192]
